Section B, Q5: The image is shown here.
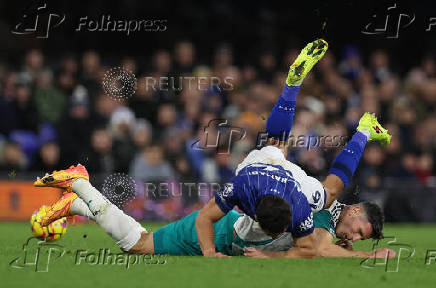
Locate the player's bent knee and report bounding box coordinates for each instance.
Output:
[128,232,154,255]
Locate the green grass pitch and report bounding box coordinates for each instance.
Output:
[2,222,436,288]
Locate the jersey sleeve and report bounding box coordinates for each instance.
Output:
[215,182,238,214]
[291,211,314,238]
[299,176,326,213]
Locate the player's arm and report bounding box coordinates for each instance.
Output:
[244,233,318,258]
[284,233,318,258]
[196,181,239,258]
[195,198,229,257]
[315,228,395,258]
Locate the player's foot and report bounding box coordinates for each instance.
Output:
[38,192,78,226]
[357,112,391,146]
[286,39,329,86]
[34,164,89,193]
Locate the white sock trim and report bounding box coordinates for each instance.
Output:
[359,129,370,140]
[117,226,147,251]
[94,204,147,251]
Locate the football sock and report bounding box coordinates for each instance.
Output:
[72,178,146,251]
[71,198,96,221]
[266,84,300,141]
[328,130,369,186]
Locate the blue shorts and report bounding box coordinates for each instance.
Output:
[153,210,242,256]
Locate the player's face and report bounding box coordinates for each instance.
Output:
[335,207,373,242]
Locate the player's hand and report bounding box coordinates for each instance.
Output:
[203,250,231,258]
[243,247,272,258]
[373,248,396,259]
[335,239,353,251]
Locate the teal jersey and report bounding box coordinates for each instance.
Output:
[313,200,345,237]
[313,210,336,236]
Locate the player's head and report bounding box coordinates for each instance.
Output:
[255,195,291,238]
[335,202,384,242]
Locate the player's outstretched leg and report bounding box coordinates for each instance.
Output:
[34,165,152,253]
[34,165,238,256]
[71,178,153,253]
[330,112,391,186]
[266,39,328,142]
[323,113,391,206]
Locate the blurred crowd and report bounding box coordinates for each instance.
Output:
[1,42,435,220]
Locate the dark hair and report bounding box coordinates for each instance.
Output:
[256,195,291,235]
[361,202,384,240]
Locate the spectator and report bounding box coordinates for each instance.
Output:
[57,86,93,165]
[1,41,436,221]
[12,84,39,132]
[154,103,177,141]
[132,118,152,151]
[172,41,195,76]
[34,70,67,124]
[30,142,62,172]
[109,106,136,172]
[0,142,27,172]
[130,145,175,184]
[86,128,114,174]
